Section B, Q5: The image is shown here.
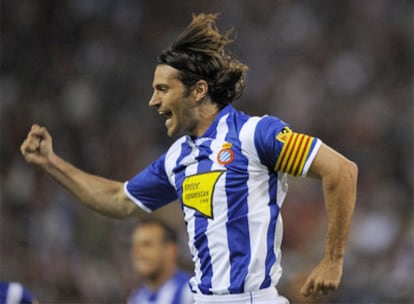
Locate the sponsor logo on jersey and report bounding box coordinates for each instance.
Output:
[217,142,234,165]
[182,171,224,218]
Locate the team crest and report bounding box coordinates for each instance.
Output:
[217,142,234,165]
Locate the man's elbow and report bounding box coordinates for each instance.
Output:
[117,199,140,219]
[338,159,358,198]
[344,159,358,184]
[113,189,140,219]
[325,158,358,192]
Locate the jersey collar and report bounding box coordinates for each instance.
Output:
[191,104,234,140]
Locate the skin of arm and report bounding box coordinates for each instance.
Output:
[300,143,358,299]
[20,124,140,219]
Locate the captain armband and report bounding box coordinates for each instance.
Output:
[274,127,318,177]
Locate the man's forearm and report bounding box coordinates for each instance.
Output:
[322,160,358,260]
[44,153,139,218]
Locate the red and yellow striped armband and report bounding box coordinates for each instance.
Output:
[274,127,319,176]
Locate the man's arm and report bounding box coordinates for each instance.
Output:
[300,143,358,299]
[20,124,141,219]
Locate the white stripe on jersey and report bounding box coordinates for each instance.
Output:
[302,139,322,176]
[6,283,23,304]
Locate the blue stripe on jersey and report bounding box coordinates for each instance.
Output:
[194,138,214,294]
[260,173,279,288]
[309,137,318,152]
[224,113,251,293]
[194,216,212,294]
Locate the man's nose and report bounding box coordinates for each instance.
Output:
[148,92,160,107]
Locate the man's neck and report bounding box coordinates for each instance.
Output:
[191,101,222,137]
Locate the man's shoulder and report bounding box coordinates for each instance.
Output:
[228,106,286,126]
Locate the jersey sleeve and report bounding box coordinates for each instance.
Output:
[254,116,321,177]
[124,153,177,212]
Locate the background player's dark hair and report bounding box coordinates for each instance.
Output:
[136,218,178,244]
[157,13,248,107]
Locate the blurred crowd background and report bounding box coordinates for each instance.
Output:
[1,0,413,303]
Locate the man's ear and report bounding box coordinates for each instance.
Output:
[193,80,209,101]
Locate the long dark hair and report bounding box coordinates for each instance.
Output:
[157,13,248,107]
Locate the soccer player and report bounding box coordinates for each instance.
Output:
[0,282,39,304]
[20,13,358,304]
[128,219,193,304]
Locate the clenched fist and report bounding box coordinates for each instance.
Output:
[20,124,54,168]
[300,257,343,300]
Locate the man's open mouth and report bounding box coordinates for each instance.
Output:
[159,110,172,120]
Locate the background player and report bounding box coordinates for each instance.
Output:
[127,219,193,304]
[0,282,39,304]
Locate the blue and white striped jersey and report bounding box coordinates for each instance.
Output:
[125,105,321,295]
[0,282,37,304]
[127,271,193,304]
